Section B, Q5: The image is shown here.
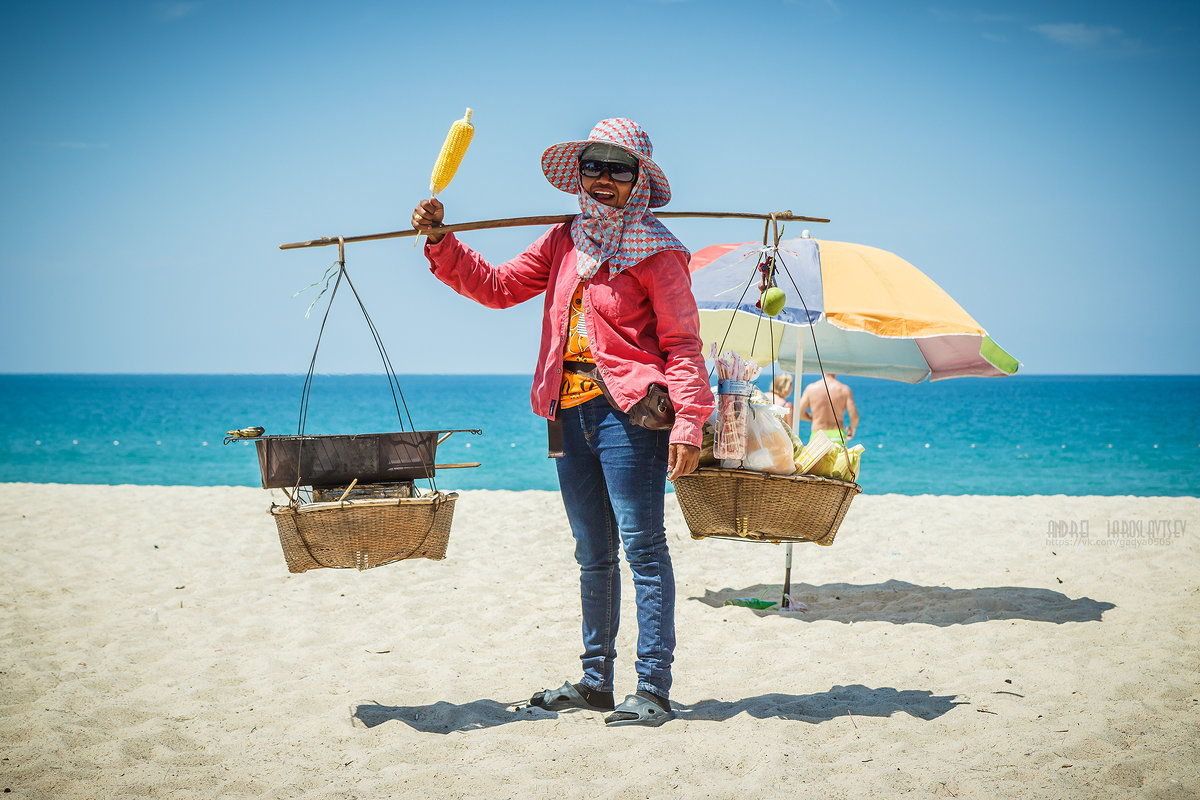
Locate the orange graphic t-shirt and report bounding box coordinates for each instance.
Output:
[559,284,605,409]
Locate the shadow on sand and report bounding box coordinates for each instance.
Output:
[677,685,965,723]
[353,698,531,733]
[692,579,1114,624]
[352,684,964,733]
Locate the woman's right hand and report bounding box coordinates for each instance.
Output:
[412,198,446,244]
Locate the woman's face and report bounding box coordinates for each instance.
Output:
[580,169,634,209]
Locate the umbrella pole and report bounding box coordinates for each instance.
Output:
[783,324,805,608]
[783,543,793,606]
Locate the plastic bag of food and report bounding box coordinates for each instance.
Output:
[784,415,804,462]
[809,444,841,477]
[828,444,865,481]
[808,441,865,481]
[737,404,796,474]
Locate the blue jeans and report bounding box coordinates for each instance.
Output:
[555,396,675,699]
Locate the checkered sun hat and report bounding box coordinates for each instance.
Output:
[541,118,671,208]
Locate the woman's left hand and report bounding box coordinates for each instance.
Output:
[667,443,700,482]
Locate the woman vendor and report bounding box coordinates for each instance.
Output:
[411,118,714,727]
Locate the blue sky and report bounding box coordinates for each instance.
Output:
[2,0,1197,375]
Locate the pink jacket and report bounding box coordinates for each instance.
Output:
[424,224,715,448]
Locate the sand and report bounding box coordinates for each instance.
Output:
[1,483,1197,799]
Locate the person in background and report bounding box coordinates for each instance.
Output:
[764,372,794,416]
[411,118,713,728]
[796,373,859,444]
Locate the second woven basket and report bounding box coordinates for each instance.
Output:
[270,492,458,573]
[673,467,860,546]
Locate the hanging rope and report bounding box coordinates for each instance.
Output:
[294,236,439,496]
[771,240,849,449]
[707,216,850,451]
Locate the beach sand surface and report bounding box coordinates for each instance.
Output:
[1,484,1197,799]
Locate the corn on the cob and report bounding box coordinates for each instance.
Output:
[429,108,474,196]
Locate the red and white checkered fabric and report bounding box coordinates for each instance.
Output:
[541,118,671,208]
[571,171,688,279]
[541,119,686,279]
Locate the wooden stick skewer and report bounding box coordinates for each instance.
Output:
[336,478,359,504]
[279,210,829,251]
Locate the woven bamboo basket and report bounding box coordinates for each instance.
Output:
[269,492,458,573]
[673,468,861,546]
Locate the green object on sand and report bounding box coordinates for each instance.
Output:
[724,597,778,610]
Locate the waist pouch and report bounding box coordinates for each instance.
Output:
[549,362,676,458]
[627,383,675,430]
[565,361,675,430]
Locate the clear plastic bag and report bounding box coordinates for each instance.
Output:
[724,404,796,474]
[807,440,865,481]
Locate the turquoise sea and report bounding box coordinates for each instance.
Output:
[1,374,1197,496]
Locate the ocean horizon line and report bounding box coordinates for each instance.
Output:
[3,373,1196,495]
[3,371,1200,380]
[1,482,1190,500]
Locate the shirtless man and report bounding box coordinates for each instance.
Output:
[796,373,859,443]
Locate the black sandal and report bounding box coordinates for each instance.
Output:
[529,681,615,712]
[604,692,676,727]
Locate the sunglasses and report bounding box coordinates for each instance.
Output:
[579,159,639,184]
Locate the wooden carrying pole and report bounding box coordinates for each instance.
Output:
[279,210,830,251]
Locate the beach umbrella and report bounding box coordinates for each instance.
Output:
[689,235,1019,383]
[687,234,1019,603]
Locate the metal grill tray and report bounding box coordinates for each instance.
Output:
[255,430,478,489]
